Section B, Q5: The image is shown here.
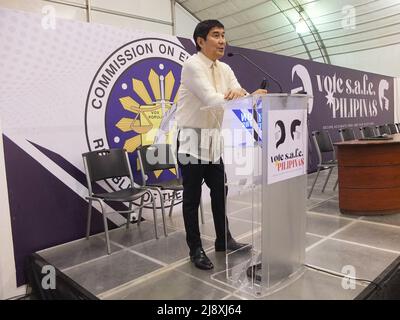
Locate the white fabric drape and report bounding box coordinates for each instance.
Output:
[394,77,400,123]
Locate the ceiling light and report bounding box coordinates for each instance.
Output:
[295,17,308,34]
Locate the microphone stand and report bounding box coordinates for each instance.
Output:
[227,52,283,93]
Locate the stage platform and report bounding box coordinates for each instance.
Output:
[31,170,400,300]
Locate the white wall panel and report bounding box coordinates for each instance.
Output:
[0,0,87,21]
[90,10,172,34]
[0,0,175,33]
[92,0,171,22]
[0,119,22,300]
[175,2,198,39]
[395,77,400,122]
[330,43,400,77]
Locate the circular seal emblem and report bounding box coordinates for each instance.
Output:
[85,38,189,198]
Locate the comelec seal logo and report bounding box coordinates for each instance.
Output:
[85,38,190,192]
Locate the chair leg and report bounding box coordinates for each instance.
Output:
[155,188,168,237]
[333,177,338,191]
[199,196,205,225]
[126,202,132,229]
[322,167,333,193]
[100,205,111,255]
[86,200,92,239]
[308,167,321,199]
[137,196,144,226]
[150,192,159,239]
[169,191,176,217]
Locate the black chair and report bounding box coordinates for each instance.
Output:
[308,131,338,199]
[137,144,205,225]
[377,124,390,135]
[396,123,400,133]
[387,123,398,134]
[359,126,377,138]
[82,148,162,254]
[338,128,356,141]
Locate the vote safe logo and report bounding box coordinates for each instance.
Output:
[268,112,306,178]
[274,119,302,149]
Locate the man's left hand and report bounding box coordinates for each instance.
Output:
[251,89,268,95]
[224,88,246,100]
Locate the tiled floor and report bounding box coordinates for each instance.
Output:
[37,169,400,300]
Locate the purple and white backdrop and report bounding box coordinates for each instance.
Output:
[0,8,394,285]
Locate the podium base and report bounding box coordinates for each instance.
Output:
[211,261,306,298]
[246,262,304,285]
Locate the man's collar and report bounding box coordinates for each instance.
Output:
[198,51,218,68]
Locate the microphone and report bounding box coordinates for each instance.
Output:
[260,78,268,90]
[227,52,283,93]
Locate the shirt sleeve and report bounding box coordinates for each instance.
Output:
[226,65,243,91]
[181,61,225,107]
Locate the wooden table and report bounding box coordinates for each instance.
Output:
[335,134,400,215]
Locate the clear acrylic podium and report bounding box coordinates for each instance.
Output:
[210,93,309,297]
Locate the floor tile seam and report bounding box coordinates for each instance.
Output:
[208,271,250,295]
[234,229,262,242]
[98,263,184,299]
[230,292,249,300]
[225,199,253,206]
[205,204,253,217]
[126,247,169,267]
[210,267,306,300]
[327,237,400,255]
[60,247,129,272]
[158,216,215,228]
[38,231,122,254]
[306,195,338,210]
[123,241,216,272]
[307,193,337,204]
[306,210,357,222]
[119,234,215,266]
[107,221,166,235]
[306,232,326,239]
[357,217,400,230]
[98,250,217,299]
[99,250,255,300]
[175,268,234,296]
[228,216,261,225]
[61,232,182,272]
[36,236,98,253]
[113,228,182,251]
[305,220,358,252]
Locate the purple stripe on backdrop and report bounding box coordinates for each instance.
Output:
[29,140,129,213]
[3,135,109,285]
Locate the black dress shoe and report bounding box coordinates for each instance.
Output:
[215,238,252,252]
[190,248,214,270]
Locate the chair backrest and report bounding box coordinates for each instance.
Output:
[137,144,179,183]
[82,149,133,184]
[360,126,376,138]
[387,123,398,134]
[338,128,356,141]
[312,131,335,164]
[377,124,390,135]
[396,123,400,133]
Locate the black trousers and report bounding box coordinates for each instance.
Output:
[179,156,232,255]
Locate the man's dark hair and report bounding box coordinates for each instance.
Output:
[193,20,224,51]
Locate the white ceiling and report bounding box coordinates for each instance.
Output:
[176,0,400,64]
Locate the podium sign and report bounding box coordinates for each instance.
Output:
[211,94,309,297]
